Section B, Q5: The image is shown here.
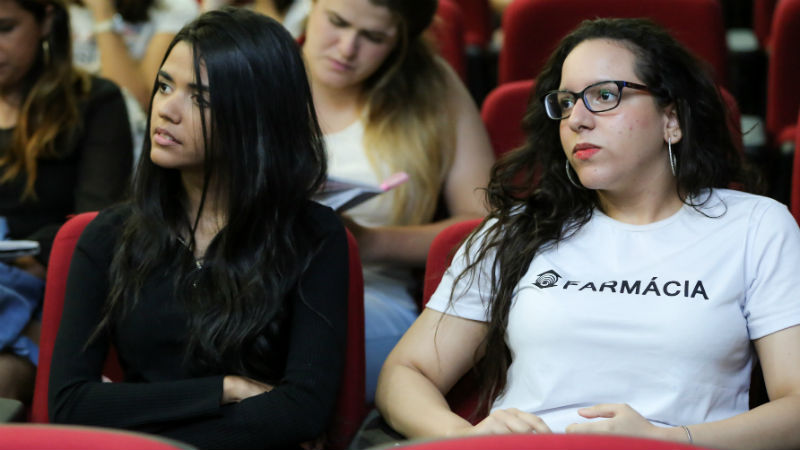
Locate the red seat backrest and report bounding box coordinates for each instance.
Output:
[460,0,492,48]
[0,424,197,450]
[754,0,779,49]
[389,433,715,450]
[791,108,800,224]
[432,0,467,80]
[423,218,484,422]
[481,79,535,158]
[32,212,99,423]
[499,0,728,87]
[766,0,800,145]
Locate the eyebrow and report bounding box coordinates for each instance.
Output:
[325,9,390,40]
[157,70,210,93]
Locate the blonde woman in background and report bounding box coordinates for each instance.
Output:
[303,0,495,401]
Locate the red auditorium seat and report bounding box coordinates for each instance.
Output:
[766,0,800,148]
[791,108,800,224]
[433,0,468,80]
[387,433,715,450]
[498,0,728,86]
[0,424,196,450]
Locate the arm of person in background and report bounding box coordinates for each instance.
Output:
[345,61,495,267]
[73,77,133,213]
[80,0,185,109]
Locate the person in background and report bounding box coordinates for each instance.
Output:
[303,0,495,402]
[0,0,132,404]
[378,18,800,450]
[201,0,310,38]
[70,0,198,110]
[49,8,348,449]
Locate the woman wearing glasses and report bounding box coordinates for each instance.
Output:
[376,18,800,449]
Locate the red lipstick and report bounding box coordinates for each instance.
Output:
[573,143,600,160]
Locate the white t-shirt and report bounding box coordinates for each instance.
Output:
[427,189,800,432]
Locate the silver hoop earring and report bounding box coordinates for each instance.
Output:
[565,160,583,188]
[668,137,677,176]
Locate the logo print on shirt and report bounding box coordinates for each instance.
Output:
[531,269,710,300]
[533,270,561,288]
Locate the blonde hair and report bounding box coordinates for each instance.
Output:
[361,30,455,226]
[0,0,90,200]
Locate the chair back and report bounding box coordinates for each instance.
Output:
[766,0,800,145]
[480,79,535,158]
[381,433,715,449]
[422,219,484,422]
[432,0,467,80]
[327,230,367,449]
[499,0,728,86]
[753,0,779,49]
[791,108,800,224]
[0,424,196,450]
[32,212,103,423]
[460,0,491,49]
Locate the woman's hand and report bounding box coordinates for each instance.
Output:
[339,215,380,263]
[221,375,274,404]
[565,404,668,440]
[466,408,552,436]
[13,256,46,280]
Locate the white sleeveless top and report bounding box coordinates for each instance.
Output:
[325,120,396,227]
[324,120,418,310]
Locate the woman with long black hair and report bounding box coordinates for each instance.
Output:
[49,8,348,449]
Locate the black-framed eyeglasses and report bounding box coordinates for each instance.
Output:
[542,80,653,120]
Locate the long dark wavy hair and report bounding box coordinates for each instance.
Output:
[451,18,751,413]
[96,8,327,379]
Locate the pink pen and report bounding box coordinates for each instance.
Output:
[379,172,410,191]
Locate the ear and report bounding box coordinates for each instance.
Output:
[662,104,682,144]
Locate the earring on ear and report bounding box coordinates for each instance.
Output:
[668,137,677,176]
[42,39,50,66]
[565,159,584,189]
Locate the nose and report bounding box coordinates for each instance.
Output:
[155,90,181,124]
[565,95,594,132]
[337,30,359,61]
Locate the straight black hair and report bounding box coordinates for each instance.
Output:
[98,8,327,379]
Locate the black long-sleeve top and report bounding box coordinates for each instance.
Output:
[0,76,133,263]
[49,203,349,449]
